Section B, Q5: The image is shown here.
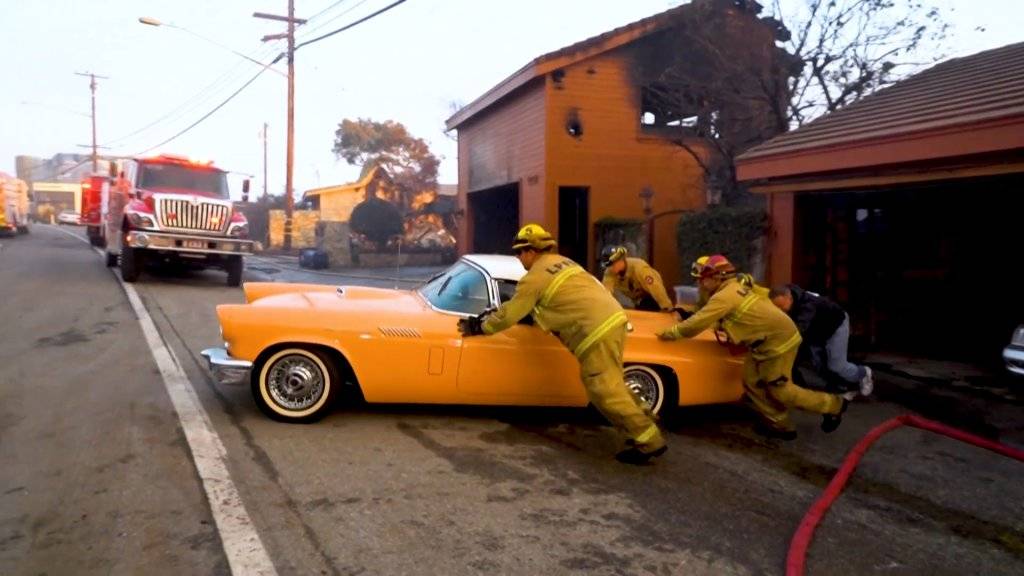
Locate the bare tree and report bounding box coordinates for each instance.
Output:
[630,0,949,204]
[631,0,799,204]
[769,0,950,126]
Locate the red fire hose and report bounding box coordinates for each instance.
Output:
[787,414,1024,576]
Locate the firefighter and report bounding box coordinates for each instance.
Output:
[690,255,769,311]
[657,255,851,439]
[459,224,667,464]
[600,245,674,312]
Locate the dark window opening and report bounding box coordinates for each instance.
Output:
[639,85,716,138]
[566,109,583,138]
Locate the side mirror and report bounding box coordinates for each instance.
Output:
[241,179,251,203]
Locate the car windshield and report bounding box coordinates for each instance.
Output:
[138,163,229,199]
[418,261,490,314]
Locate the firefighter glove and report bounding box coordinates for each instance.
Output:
[656,328,678,341]
[458,316,485,337]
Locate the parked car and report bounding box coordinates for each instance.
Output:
[1004,325,1024,376]
[202,254,744,423]
[56,210,80,225]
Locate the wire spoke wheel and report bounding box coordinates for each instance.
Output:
[267,354,326,411]
[625,365,664,415]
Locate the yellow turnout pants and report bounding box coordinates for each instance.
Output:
[742,347,843,432]
[578,325,665,453]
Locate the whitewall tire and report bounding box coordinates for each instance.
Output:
[624,364,671,415]
[253,347,337,423]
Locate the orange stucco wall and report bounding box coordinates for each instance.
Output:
[455,51,706,287]
[542,49,705,286]
[455,79,547,251]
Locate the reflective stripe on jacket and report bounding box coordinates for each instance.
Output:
[483,253,627,357]
[663,277,801,360]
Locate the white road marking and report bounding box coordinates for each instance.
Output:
[50,225,277,575]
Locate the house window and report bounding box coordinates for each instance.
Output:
[639,85,714,137]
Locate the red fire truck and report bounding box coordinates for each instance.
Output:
[87,155,256,286]
[80,174,106,246]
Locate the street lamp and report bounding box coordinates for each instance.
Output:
[138,17,287,78]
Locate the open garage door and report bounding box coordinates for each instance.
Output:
[794,174,1024,365]
[468,183,519,255]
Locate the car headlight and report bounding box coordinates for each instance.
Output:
[126,211,157,230]
[227,222,249,237]
[1012,326,1024,347]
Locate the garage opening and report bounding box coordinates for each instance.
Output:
[558,186,589,268]
[793,174,1024,365]
[468,183,519,255]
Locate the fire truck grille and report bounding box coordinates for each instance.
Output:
[157,198,230,233]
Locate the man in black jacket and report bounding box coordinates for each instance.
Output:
[769,285,873,396]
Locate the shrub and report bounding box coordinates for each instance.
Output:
[350,197,403,248]
[593,217,648,270]
[676,205,768,284]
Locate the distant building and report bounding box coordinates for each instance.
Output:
[15,152,117,219]
[302,165,394,222]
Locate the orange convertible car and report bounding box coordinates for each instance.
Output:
[201,255,744,423]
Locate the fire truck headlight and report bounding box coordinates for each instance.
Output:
[227,222,249,237]
[130,232,150,248]
[126,211,157,230]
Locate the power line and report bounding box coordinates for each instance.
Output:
[304,0,351,24]
[296,0,409,50]
[103,58,272,146]
[295,0,370,41]
[103,40,287,149]
[131,62,276,156]
[120,1,410,157]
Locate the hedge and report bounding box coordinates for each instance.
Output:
[676,205,768,284]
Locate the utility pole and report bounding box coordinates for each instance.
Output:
[262,122,269,200]
[254,4,306,251]
[75,72,109,173]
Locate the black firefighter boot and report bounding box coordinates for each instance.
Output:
[821,398,850,433]
[615,445,668,465]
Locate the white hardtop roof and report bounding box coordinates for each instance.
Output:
[462,254,526,282]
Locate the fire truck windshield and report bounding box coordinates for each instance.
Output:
[138,163,229,199]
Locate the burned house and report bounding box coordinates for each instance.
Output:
[303,165,457,265]
[736,41,1024,363]
[445,0,791,285]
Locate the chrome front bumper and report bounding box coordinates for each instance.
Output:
[1004,345,1024,377]
[201,347,253,385]
[126,231,259,256]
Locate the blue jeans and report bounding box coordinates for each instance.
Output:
[826,314,867,383]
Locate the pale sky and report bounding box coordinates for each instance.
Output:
[1,0,1020,198]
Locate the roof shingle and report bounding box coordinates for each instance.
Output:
[739,41,1024,161]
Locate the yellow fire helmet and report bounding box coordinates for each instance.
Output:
[693,254,736,279]
[690,255,711,278]
[512,223,557,251]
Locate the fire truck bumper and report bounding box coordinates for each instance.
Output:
[125,231,259,255]
[201,347,253,385]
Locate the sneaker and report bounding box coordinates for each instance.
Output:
[753,422,798,441]
[859,366,874,397]
[821,398,849,433]
[615,445,668,465]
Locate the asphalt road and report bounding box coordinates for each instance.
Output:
[2,225,1022,575]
